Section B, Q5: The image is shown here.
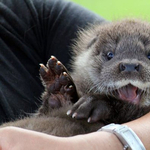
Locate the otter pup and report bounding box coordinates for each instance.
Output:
[67,19,150,124]
[1,19,150,136]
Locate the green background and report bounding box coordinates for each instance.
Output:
[71,0,150,21]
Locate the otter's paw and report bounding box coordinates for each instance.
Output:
[39,56,78,109]
[67,94,111,123]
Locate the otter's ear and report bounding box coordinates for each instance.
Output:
[87,36,98,49]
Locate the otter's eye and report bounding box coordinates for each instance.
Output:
[148,53,150,60]
[107,52,114,60]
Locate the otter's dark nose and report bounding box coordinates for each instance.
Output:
[119,63,141,72]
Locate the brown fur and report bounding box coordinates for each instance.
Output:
[1,105,103,136]
[71,19,150,105]
[1,19,150,136]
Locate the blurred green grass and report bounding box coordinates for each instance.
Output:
[71,0,150,21]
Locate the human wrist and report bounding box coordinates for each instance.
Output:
[124,113,150,150]
[99,123,146,150]
[68,131,123,150]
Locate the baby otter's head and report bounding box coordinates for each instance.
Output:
[73,19,150,107]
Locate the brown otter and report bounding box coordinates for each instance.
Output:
[67,19,150,124]
[1,19,150,136]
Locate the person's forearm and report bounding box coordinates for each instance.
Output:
[67,131,123,150]
[0,126,127,150]
[0,113,150,150]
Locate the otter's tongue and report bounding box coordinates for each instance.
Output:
[118,84,138,102]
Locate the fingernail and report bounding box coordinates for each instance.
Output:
[51,55,55,59]
[69,85,73,89]
[72,113,77,118]
[39,63,44,67]
[57,61,61,65]
[63,72,67,76]
[66,110,72,115]
[87,117,91,123]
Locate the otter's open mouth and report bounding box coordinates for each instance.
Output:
[116,84,143,104]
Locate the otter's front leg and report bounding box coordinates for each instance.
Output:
[67,94,150,124]
[67,94,114,123]
[38,56,78,115]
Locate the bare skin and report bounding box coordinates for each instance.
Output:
[0,112,150,150]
